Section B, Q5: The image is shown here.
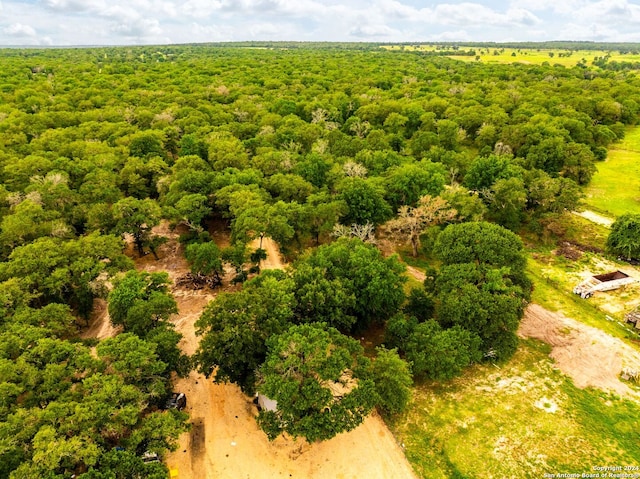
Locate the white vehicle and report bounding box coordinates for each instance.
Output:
[573,271,635,299]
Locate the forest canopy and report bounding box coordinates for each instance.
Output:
[1,42,639,474]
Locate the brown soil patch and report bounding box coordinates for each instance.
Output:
[519,304,640,400]
[405,265,425,283]
[79,298,121,340]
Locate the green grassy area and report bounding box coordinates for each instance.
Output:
[383,45,640,68]
[555,214,610,251]
[391,340,640,478]
[584,126,640,218]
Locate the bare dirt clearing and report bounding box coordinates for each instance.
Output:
[519,304,640,400]
[573,210,614,228]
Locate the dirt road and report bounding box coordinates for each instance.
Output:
[79,298,121,340]
[251,236,285,270]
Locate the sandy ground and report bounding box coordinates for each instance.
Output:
[405,266,426,283]
[79,298,121,340]
[573,210,614,228]
[519,304,640,399]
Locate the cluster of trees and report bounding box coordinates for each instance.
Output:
[386,222,531,380]
[194,238,412,441]
[607,214,640,261]
[0,232,190,477]
[0,272,190,478]
[194,222,530,442]
[0,42,638,469]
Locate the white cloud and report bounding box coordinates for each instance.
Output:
[4,22,36,36]
[0,0,636,45]
[349,23,399,37]
[430,29,472,41]
[430,3,540,27]
[110,18,162,38]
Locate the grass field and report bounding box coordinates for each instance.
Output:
[391,339,640,479]
[584,126,640,218]
[382,45,640,68]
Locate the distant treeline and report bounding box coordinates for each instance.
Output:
[196,41,640,53]
[383,41,640,52]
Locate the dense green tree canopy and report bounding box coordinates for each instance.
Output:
[256,323,377,442]
[607,214,640,260]
[432,222,531,360]
[297,238,407,330]
[0,42,638,466]
[194,275,296,393]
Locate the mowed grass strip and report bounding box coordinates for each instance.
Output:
[585,126,640,218]
[390,340,640,479]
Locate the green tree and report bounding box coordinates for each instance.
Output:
[184,241,224,283]
[486,177,528,230]
[463,154,521,191]
[231,200,296,249]
[370,347,412,415]
[440,185,487,222]
[384,162,446,210]
[128,131,165,158]
[256,323,377,442]
[108,271,177,337]
[291,263,357,331]
[173,193,211,232]
[406,320,482,380]
[304,192,346,244]
[436,263,527,360]
[434,222,528,277]
[337,177,392,226]
[607,214,640,260]
[0,234,131,317]
[194,275,296,393]
[298,238,406,330]
[112,197,162,258]
[433,222,531,360]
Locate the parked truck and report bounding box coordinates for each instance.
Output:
[573,271,635,299]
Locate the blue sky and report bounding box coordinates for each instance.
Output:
[1,0,640,46]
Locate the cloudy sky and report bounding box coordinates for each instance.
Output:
[1,0,639,46]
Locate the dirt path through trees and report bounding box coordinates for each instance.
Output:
[252,237,285,270]
[79,299,121,340]
[81,232,416,478]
